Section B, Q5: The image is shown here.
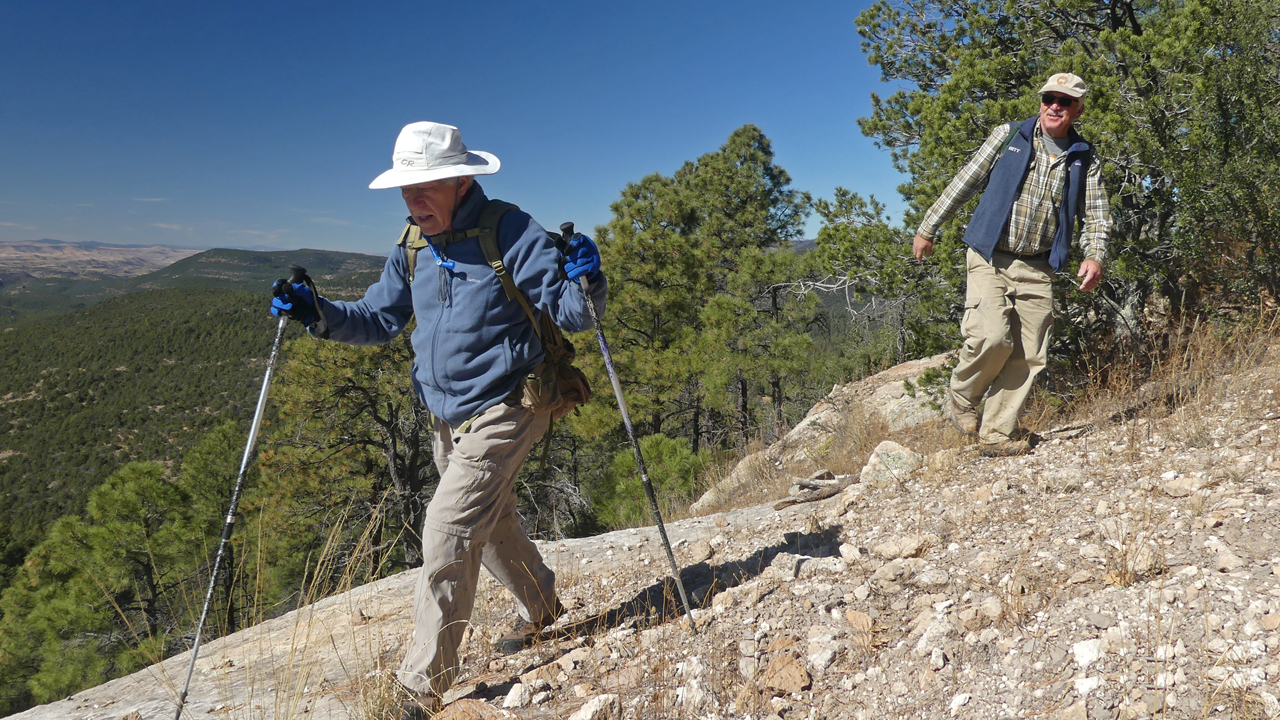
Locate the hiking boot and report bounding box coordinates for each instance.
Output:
[398,689,441,720]
[495,598,566,655]
[978,439,1030,457]
[947,397,979,437]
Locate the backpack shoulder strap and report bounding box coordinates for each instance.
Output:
[476,200,541,338]
[396,218,428,282]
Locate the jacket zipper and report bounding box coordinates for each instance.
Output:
[429,265,447,395]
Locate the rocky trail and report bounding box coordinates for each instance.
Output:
[20,341,1280,720]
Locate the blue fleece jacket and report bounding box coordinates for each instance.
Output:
[315,183,608,426]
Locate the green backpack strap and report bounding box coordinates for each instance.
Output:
[396,217,482,283]
[476,200,542,339]
[397,220,427,283]
[475,199,557,454]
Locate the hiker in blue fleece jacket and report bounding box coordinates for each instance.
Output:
[271,122,606,717]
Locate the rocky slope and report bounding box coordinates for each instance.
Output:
[19,342,1280,720]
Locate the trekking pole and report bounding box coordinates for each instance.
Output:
[560,222,697,631]
[173,264,310,719]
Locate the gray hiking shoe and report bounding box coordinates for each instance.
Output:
[947,397,979,436]
[495,598,566,655]
[398,688,441,720]
[978,439,1030,457]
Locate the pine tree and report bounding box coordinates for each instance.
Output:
[581,125,814,451]
[0,462,208,710]
[853,0,1280,354]
[249,330,434,607]
[813,189,957,368]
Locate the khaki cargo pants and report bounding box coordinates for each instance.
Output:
[950,248,1054,444]
[397,398,558,696]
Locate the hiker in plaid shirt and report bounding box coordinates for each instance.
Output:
[913,72,1112,456]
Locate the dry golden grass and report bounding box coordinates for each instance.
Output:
[817,402,890,477]
[683,439,787,517]
[1039,313,1280,441]
[168,493,426,720]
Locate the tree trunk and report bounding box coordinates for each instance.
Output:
[737,372,751,448]
[771,375,784,440]
[401,334,427,568]
[895,302,907,364]
[142,560,161,639]
[402,427,427,569]
[691,395,701,454]
[368,484,385,577]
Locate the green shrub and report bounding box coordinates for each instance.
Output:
[592,434,709,530]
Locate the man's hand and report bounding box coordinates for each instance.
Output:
[1076,259,1103,292]
[913,234,934,262]
[564,234,603,283]
[271,279,319,325]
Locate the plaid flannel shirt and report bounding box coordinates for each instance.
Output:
[916,122,1111,264]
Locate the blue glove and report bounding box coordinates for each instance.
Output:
[563,234,602,283]
[270,279,319,325]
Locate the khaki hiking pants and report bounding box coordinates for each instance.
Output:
[397,398,558,696]
[950,248,1054,445]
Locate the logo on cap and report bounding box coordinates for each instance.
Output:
[1057,77,1067,84]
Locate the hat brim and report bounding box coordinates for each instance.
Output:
[368,151,500,190]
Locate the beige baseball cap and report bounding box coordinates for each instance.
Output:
[1038,72,1088,98]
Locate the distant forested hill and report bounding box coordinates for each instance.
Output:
[0,287,302,583]
[122,247,385,298]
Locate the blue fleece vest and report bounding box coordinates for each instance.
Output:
[962,116,1093,273]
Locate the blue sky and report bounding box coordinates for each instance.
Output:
[0,0,905,255]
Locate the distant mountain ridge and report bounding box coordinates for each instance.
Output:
[0,246,386,324]
[1,238,210,251]
[0,239,201,279]
[123,247,386,299]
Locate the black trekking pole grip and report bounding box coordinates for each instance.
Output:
[558,222,576,255]
[568,226,697,630]
[283,264,329,340]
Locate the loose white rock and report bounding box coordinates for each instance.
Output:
[860,441,924,488]
[1074,676,1101,696]
[503,683,531,709]
[567,694,621,720]
[838,543,861,561]
[1073,639,1104,670]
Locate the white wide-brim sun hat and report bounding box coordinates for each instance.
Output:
[369,121,500,190]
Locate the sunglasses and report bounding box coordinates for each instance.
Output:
[1041,93,1077,108]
